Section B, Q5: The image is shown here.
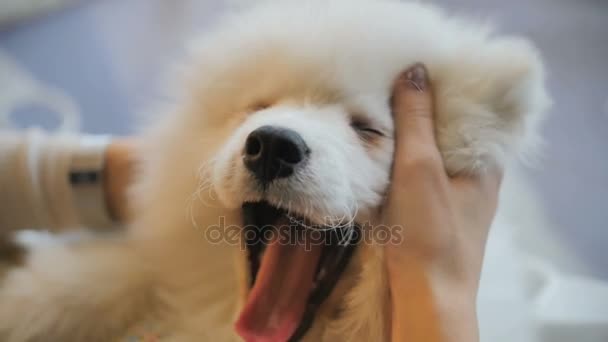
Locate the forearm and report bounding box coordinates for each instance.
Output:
[388,256,479,342]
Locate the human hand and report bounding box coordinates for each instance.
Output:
[103,138,136,223]
[381,63,502,342]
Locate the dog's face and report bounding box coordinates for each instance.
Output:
[211,99,393,226]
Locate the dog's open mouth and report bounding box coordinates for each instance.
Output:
[235,201,360,342]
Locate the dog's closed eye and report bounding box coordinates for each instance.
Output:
[350,116,385,142]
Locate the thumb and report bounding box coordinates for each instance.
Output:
[391,63,437,152]
[390,64,444,184]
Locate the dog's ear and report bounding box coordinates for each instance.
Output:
[433,37,551,174]
[480,37,550,127]
[477,37,551,157]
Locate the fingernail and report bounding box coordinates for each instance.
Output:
[403,63,428,92]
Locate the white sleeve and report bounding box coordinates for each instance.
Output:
[0,129,116,232]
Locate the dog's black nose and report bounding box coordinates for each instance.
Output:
[243,125,309,184]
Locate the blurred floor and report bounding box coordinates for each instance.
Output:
[1,0,607,277]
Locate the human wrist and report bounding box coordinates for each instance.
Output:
[387,254,479,341]
[388,250,480,300]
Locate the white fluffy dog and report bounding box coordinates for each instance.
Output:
[0,0,549,341]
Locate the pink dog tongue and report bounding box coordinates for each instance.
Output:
[235,229,322,342]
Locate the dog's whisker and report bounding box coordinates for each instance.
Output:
[186,193,201,230]
[338,226,350,245]
[190,158,223,210]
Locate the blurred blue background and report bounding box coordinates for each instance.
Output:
[1,0,607,277]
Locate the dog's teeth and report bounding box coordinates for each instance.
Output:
[316,268,327,282]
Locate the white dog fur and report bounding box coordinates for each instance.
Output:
[0,0,550,341]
